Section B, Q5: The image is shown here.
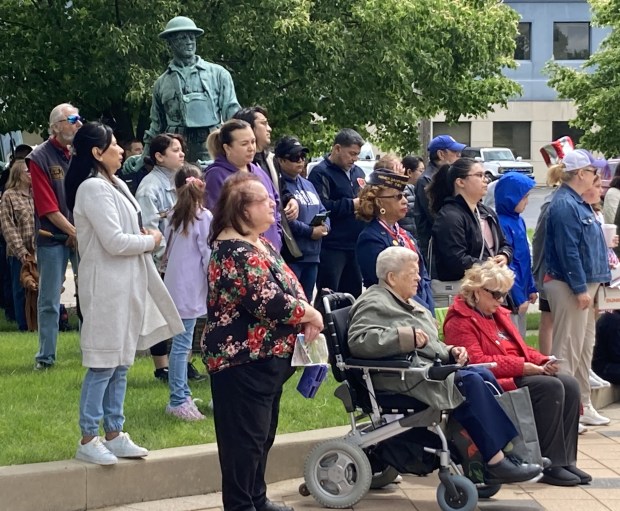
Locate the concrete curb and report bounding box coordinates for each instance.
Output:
[0,426,349,511]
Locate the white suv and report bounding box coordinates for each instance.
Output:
[461,147,534,182]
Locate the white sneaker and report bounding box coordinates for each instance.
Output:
[589,369,611,388]
[578,423,588,435]
[580,404,611,426]
[102,432,149,458]
[76,437,118,465]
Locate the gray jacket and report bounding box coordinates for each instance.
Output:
[531,189,555,300]
[348,283,464,410]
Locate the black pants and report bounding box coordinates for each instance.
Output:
[514,373,579,467]
[211,357,295,511]
[315,247,362,301]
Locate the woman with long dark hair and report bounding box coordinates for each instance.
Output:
[427,158,512,295]
[66,122,183,465]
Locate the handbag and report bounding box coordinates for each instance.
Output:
[429,207,486,307]
[496,386,543,466]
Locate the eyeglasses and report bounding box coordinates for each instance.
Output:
[285,154,306,163]
[377,193,405,200]
[58,114,84,125]
[465,172,486,180]
[483,288,507,301]
[582,167,598,175]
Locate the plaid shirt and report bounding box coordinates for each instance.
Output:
[0,187,35,259]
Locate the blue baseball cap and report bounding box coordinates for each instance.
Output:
[428,135,466,153]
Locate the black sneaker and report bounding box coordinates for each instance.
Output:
[154,367,169,382]
[34,361,52,371]
[187,362,206,381]
[485,457,542,485]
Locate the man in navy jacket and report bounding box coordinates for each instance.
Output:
[308,129,366,299]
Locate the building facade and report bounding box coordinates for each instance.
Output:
[432,0,609,181]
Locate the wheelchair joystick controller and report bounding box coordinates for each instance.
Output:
[427,353,460,381]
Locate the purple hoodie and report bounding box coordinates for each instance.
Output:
[203,156,282,250]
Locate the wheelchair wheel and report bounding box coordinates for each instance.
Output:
[370,465,400,489]
[298,483,310,497]
[477,483,501,499]
[304,439,372,508]
[436,475,478,511]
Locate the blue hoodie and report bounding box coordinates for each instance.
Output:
[280,172,330,263]
[495,173,537,307]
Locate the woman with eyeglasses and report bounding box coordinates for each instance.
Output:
[544,150,611,429]
[274,136,329,300]
[427,158,512,286]
[443,260,587,487]
[355,169,434,312]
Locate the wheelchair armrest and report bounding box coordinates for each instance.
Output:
[427,364,461,381]
[344,358,411,369]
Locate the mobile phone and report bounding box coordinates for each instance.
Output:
[310,211,330,226]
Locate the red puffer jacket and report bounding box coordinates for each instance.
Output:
[443,296,549,391]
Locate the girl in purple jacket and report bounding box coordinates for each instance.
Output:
[163,164,212,421]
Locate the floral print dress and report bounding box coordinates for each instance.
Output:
[202,237,306,373]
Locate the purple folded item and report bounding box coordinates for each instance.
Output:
[297,364,329,398]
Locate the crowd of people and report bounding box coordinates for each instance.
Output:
[1,98,619,508]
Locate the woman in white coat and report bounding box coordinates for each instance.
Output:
[65,123,184,466]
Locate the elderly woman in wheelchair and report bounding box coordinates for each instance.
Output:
[348,246,540,482]
[300,246,541,511]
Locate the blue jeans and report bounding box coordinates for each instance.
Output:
[288,262,318,302]
[168,318,196,407]
[8,256,27,331]
[79,366,129,436]
[35,244,77,364]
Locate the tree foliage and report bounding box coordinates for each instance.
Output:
[0,0,520,153]
[546,0,620,157]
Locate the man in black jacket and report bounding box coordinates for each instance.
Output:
[308,129,366,299]
[413,135,465,263]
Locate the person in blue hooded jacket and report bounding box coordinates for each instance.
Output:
[275,136,330,300]
[495,173,537,337]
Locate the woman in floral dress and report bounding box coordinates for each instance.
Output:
[203,172,323,511]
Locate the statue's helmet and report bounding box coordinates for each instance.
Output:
[159,16,204,39]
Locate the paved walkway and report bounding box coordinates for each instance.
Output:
[99,403,620,511]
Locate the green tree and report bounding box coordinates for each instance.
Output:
[0,0,520,153]
[546,0,620,157]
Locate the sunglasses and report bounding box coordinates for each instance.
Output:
[285,153,307,163]
[59,114,84,125]
[483,288,508,301]
[377,193,405,200]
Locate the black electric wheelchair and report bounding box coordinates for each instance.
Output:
[298,292,504,511]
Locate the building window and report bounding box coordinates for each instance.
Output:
[432,122,471,147]
[515,23,531,60]
[493,122,531,159]
[553,22,590,60]
[552,121,584,147]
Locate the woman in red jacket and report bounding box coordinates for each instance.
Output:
[443,260,589,487]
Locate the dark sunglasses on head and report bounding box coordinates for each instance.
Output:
[285,153,307,163]
[60,114,84,125]
[484,288,508,301]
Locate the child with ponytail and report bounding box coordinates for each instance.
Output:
[162,163,212,420]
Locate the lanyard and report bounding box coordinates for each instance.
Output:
[377,219,417,252]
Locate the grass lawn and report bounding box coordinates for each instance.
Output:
[0,309,541,466]
[0,317,347,466]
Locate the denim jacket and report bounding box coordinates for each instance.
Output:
[135,165,177,265]
[544,184,610,294]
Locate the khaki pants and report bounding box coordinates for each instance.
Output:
[544,280,598,406]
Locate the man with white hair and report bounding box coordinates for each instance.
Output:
[27,102,82,370]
